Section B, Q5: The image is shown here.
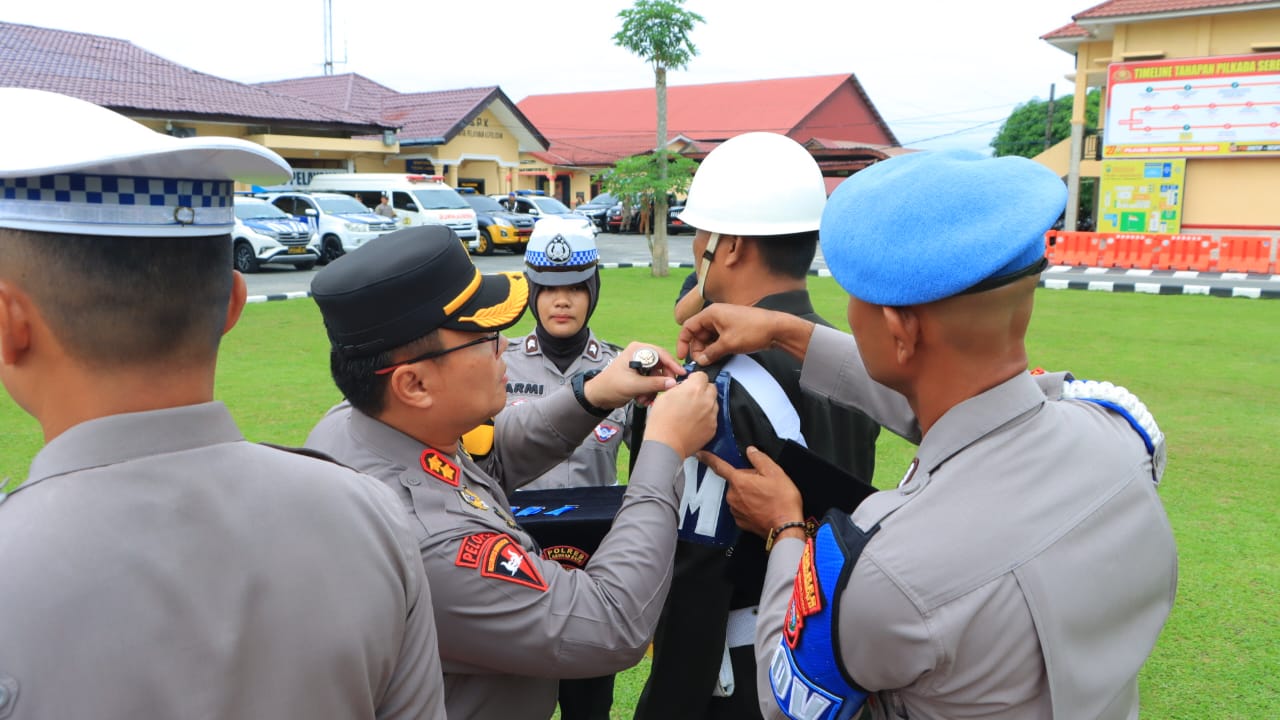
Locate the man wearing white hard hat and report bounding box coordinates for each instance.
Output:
[637,132,880,720]
[0,89,445,719]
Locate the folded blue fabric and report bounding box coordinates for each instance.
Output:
[821,150,1067,306]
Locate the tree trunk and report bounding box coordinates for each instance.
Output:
[652,66,670,277]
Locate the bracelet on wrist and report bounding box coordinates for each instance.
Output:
[571,369,612,418]
[765,520,808,552]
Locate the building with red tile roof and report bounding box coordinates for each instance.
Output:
[0,21,397,181]
[1041,0,1280,240]
[517,73,903,190]
[257,74,548,198]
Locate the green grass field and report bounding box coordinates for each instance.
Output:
[2,270,1277,718]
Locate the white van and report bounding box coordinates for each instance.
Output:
[305,173,479,244]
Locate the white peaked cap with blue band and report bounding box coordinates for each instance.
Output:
[0,88,292,237]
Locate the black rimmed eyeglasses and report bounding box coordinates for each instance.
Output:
[375,333,501,375]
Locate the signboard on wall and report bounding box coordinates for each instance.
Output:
[1097,159,1186,233]
[405,159,436,174]
[1104,53,1280,158]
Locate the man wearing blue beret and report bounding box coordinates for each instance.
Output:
[677,150,1178,720]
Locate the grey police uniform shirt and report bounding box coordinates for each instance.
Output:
[756,325,1178,720]
[503,332,629,490]
[305,386,685,720]
[0,402,445,720]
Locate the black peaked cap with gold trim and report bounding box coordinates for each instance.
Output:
[312,225,529,357]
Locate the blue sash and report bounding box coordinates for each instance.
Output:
[677,357,807,546]
[769,509,875,720]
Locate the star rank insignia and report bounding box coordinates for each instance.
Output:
[420,448,460,487]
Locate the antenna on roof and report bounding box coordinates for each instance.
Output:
[322,0,347,75]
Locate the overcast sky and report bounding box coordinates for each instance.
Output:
[4,0,1092,154]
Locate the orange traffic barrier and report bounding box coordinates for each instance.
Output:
[1058,231,1103,267]
[1219,236,1274,274]
[1160,234,1211,272]
[1098,234,1120,268]
[1189,236,1219,272]
[1133,235,1162,270]
[1043,231,1061,265]
[1246,237,1274,274]
[1107,233,1147,269]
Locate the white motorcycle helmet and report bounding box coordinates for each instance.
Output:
[524,216,600,286]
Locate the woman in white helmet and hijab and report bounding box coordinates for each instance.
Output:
[501,215,630,719]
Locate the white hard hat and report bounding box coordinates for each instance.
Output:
[678,132,826,236]
[524,216,599,285]
[0,88,292,237]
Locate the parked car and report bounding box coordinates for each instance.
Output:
[576,193,619,231]
[490,192,596,236]
[605,195,685,235]
[668,199,690,234]
[461,192,536,255]
[605,202,642,234]
[263,191,398,264]
[231,197,320,273]
[304,173,477,244]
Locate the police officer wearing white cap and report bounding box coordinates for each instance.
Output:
[637,132,880,720]
[679,150,1178,719]
[303,225,719,720]
[0,89,445,718]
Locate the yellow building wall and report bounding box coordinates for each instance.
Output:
[1183,159,1280,229]
[1065,7,1280,230]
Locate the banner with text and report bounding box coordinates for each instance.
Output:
[1104,53,1280,158]
[1097,159,1186,234]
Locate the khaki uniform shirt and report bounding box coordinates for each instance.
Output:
[756,325,1177,720]
[503,332,628,490]
[0,402,444,720]
[305,387,685,720]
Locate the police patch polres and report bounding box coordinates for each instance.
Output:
[593,423,620,443]
[541,544,590,570]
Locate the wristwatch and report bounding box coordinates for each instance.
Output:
[571,369,612,418]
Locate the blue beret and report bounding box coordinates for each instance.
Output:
[820,150,1066,305]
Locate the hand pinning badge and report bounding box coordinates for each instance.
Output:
[629,347,660,376]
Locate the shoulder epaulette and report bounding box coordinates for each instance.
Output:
[1061,380,1164,455]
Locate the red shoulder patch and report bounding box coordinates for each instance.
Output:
[784,538,823,649]
[456,532,499,569]
[421,448,460,487]
[479,534,548,591]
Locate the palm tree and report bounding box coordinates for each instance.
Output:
[613,0,704,277]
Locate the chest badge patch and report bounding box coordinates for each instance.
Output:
[479,534,548,591]
[783,538,823,649]
[421,448,460,487]
[593,423,619,443]
[458,487,491,511]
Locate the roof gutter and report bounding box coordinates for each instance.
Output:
[398,137,448,147]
